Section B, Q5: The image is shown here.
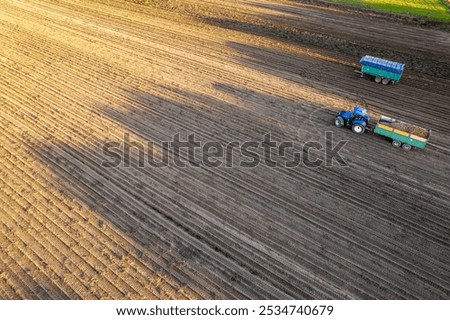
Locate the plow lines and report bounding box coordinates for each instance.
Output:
[0,0,449,299]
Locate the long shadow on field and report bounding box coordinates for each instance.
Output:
[29,85,357,299]
[92,87,351,299]
[31,84,450,299]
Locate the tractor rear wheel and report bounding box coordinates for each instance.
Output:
[352,123,365,134]
[382,78,391,85]
[335,116,345,127]
[402,143,412,151]
[375,76,382,83]
[392,140,401,148]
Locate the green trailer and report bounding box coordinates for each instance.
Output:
[358,55,405,85]
[373,116,431,151]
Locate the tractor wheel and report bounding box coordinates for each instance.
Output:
[375,76,382,83]
[352,123,365,134]
[335,116,345,127]
[402,143,412,151]
[392,140,401,148]
[382,78,391,85]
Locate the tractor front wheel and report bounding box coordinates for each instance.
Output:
[352,124,365,134]
[335,116,345,127]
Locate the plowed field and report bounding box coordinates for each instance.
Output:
[0,0,449,299]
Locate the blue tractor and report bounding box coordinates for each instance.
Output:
[335,106,370,134]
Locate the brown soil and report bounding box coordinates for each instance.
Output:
[0,0,449,299]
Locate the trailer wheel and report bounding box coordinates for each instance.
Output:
[382,78,391,85]
[375,76,382,83]
[392,140,401,148]
[335,116,345,127]
[402,143,412,151]
[352,124,365,134]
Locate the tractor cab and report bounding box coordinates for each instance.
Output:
[335,106,370,134]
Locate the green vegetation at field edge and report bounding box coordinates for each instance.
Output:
[329,0,450,21]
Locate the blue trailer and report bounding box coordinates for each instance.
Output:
[357,55,405,85]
